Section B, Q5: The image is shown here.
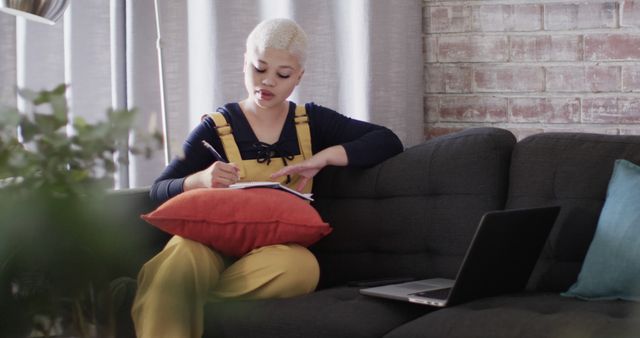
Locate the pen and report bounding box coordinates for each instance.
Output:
[201,140,226,163]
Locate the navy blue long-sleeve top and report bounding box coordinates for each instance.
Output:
[150,102,404,203]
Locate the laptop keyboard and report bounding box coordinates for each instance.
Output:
[411,287,452,300]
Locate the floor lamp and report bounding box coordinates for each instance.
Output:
[154,0,171,165]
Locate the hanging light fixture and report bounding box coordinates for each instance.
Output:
[0,0,70,25]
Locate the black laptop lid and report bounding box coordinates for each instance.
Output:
[448,206,560,306]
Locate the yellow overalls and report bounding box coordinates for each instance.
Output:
[132,104,320,338]
[208,104,313,194]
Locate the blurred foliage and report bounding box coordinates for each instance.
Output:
[0,84,162,337]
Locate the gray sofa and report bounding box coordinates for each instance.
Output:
[114,127,640,337]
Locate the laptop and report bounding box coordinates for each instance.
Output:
[359,206,560,307]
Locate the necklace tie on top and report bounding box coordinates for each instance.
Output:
[253,141,294,183]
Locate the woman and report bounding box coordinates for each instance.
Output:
[132,18,403,338]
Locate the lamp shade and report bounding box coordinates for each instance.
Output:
[0,0,69,25]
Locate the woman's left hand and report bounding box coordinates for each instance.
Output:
[270,145,348,192]
[270,158,323,192]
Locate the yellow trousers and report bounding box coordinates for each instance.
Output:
[131,236,320,338]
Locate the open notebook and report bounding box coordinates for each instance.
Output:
[229,181,314,201]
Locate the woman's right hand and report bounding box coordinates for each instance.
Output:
[184,161,240,190]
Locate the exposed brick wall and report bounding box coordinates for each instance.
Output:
[423,0,640,140]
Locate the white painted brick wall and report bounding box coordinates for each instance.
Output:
[423,0,640,140]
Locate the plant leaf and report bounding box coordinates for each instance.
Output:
[19,117,39,142]
[50,95,69,125]
[0,106,21,129]
[34,113,66,134]
[17,88,38,102]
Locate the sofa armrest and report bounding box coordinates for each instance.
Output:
[105,187,170,277]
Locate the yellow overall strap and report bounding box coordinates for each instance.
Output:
[205,112,246,178]
[294,105,313,160]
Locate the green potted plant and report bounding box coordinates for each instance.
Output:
[0,84,161,337]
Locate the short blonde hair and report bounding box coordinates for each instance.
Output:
[246,18,308,66]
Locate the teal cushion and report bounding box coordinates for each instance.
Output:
[563,159,640,301]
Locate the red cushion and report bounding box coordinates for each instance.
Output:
[141,188,331,257]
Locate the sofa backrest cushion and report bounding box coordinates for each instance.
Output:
[311,128,516,288]
[506,133,640,292]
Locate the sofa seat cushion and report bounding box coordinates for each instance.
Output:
[203,287,431,338]
[384,292,640,338]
